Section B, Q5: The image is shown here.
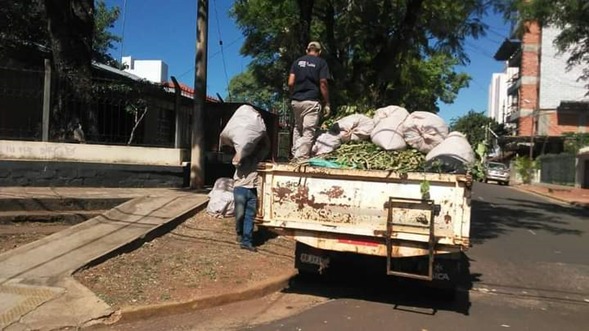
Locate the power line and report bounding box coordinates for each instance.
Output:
[465,42,497,60]
[210,36,244,59]
[174,35,244,81]
[213,0,231,100]
[486,26,511,40]
[119,0,128,60]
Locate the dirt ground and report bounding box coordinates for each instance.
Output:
[74,211,297,309]
[0,222,70,254]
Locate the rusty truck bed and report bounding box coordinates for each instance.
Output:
[256,163,471,258]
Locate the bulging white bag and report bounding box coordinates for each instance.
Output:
[220,105,267,163]
[425,132,474,173]
[372,105,409,125]
[336,114,374,142]
[312,132,342,156]
[207,177,235,218]
[402,111,448,153]
[370,106,409,150]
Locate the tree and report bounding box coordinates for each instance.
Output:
[0,2,47,62]
[228,69,283,111]
[0,0,121,66]
[449,110,505,148]
[231,0,497,115]
[499,0,589,92]
[0,0,122,140]
[93,0,122,67]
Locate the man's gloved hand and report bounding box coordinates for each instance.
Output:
[323,105,331,118]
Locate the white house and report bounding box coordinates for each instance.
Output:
[122,56,168,83]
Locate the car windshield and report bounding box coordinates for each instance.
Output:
[488,163,506,170]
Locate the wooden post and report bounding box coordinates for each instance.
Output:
[171,76,182,148]
[42,59,51,141]
[190,0,208,189]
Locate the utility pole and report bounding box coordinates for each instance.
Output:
[529,109,536,159]
[190,0,208,189]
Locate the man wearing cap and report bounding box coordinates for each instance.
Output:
[288,41,331,160]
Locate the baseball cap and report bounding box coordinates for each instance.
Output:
[307,41,322,51]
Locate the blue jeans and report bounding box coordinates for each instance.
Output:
[234,187,257,247]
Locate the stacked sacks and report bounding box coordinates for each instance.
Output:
[401,111,449,153]
[220,104,267,165]
[370,105,409,151]
[311,114,373,156]
[425,131,474,173]
[311,106,472,173]
[335,114,374,142]
[312,131,342,156]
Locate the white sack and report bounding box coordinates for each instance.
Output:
[372,105,409,125]
[425,132,474,173]
[312,132,342,156]
[336,114,374,142]
[402,111,448,153]
[207,177,235,218]
[220,105,267,163]
[370,106,409,150]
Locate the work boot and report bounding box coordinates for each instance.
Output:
[240,244,257,252]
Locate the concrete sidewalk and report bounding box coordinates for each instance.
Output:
[0,188,208,330]
[517,183,589,208]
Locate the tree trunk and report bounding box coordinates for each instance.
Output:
[44,0,97,140]
[296,0,314,50]
[373,0,425,105]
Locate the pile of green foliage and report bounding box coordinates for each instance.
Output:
[317,140,426,173]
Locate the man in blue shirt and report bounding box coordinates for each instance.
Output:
[288,41,331,159]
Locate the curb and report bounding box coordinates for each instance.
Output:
[512,186,589,210]
[114,270,298,324]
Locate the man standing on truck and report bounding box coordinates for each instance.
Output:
[233,134,270,252]
[288,41,331,160]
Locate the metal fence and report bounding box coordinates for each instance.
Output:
[0,66,44,140]
[0,64,189,148]
[539,153,576,186]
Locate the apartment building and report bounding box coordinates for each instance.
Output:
[493,21,589,156]
[488,67,519,125]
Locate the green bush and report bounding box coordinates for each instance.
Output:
[514,156,538,184]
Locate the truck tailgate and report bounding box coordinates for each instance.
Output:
[256,163,471,253]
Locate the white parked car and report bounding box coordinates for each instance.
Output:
[484,162,510,185]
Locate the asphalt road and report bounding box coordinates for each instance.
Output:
[103,183,589,330]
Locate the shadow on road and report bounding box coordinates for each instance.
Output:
[284,253,473,316]
[470,197,586,244]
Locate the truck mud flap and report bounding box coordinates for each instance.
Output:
[295,242,331,274]
[393,253,469,289]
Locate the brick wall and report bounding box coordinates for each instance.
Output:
[517,21,541,136]
[519,116,534,136]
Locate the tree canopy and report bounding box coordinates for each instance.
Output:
[93,0,123,67]
[228,69,281,111]
[0,0,121,67]
[449,110,505,148]
[231,0,500,115]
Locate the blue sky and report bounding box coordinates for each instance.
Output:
[104,0,511,123]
